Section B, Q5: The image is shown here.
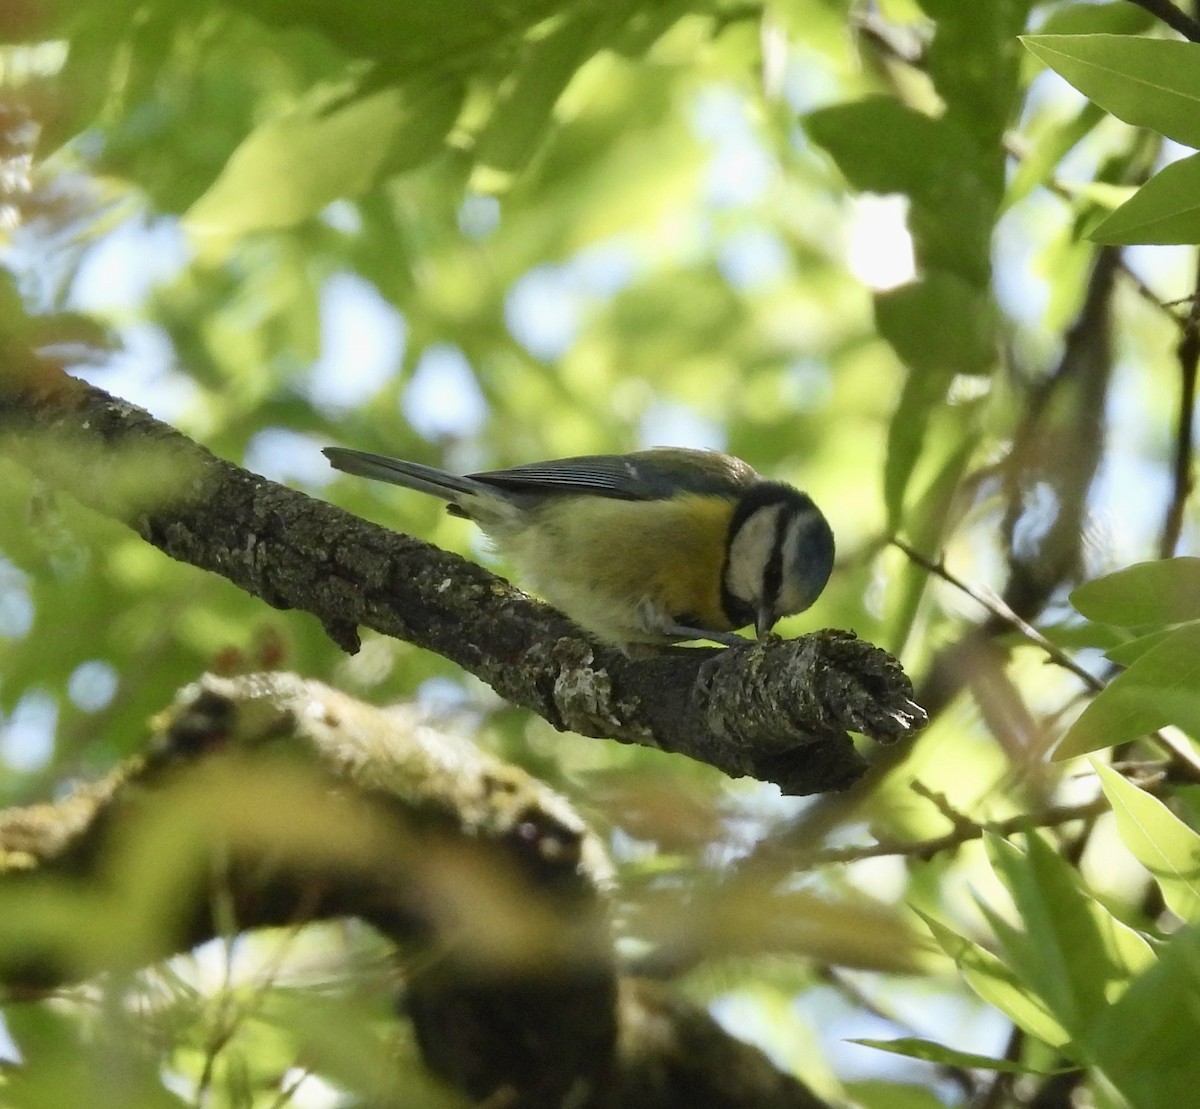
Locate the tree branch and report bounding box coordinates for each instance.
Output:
[890,538,1097,689]
[0,672,833,1109]
[1160,250,1200,558]
[1125,0,1200,42]
[797,794,1111,867]
[0,366,924,796]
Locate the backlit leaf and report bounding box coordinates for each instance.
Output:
[1072,558,1200,626]
[1091,152,1200,245]
[1057,622,1200,757]
[982,833,1154,1035]
[918,911,1070,1047]
[1022,35,1200,148]
[852,1037,1067,1076]
[1095,761,1200,921]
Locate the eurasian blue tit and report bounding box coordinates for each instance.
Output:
[322,446,835,650]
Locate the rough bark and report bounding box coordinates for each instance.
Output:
[0,366,925,795]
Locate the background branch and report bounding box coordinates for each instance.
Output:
[0,672,832,1109]
[798,794,1110,867]
[1160,250,1200,558]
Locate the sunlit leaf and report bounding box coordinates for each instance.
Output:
[982,833,1154,1036]
[1089,925,1200,1109]
[1094,761,1200,921]
[918,911,1070,1047]
[1005,101,1105,210]
[1022,35,1200,148]
[852,1036,1067,1075]
[4,1000,190,1107]
[1090,152,1200,245]
[472,9,605,192]
[1057,622,1200,758]
[262,987,452,1104]
[1072,559,1200,626]
[185,80,463,253]
[877,275,995,524]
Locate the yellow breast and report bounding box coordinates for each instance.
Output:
[491,494,735,644]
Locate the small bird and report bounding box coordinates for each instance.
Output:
[323,446,834,650]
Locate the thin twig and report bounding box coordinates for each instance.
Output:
[892,539,1200,779]
[909,780,975,832]
[891,538,1102,691]
[1125,0,1200,41]
[1117,256,1189,326]
[1161,294,1200,310]
[1159,250,1200,558]
[799,796,1109,867]
[851,9,926,66]
[1001,135,1189,330]
[971,1025,1022,1109]
[264,1067,314,1109]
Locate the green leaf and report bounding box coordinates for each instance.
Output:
[876,275,997,377]
[4,1001,191,1108]
[1072,558,1200,626]
[1088,925,1200,1109]
[185,79,463,253]
[225,0,559,74]
[983,833,1155,1036]
[1095,761,1200,921]
[1035,1,1155,38]
[1036,618,1127,659]
[843,1080,952,1109]
[918,0,1030,150]
[472,10,605,192]
[806,98,970,198]
[803,97,996,282]
[1005,101,1105,210]
[852,1037,1067,1076]
[877,275,995,523]
[1090,151,1200,245]
[1105,627,1178,667]
[1021,35,1200,149]
[918,911,1070,1047]
[886,423,978,653]
[1057,622,1200,758]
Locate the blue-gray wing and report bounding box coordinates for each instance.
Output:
[470,448,759,502]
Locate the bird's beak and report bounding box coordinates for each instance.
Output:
[755,607,775,639]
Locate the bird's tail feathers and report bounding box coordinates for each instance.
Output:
[322,448,491,506]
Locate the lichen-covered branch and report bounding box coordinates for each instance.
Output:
[0,367,925,795]
[0,673,833,1109]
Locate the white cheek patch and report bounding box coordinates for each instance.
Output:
[724,504,783,606]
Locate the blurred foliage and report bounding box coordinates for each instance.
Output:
[4,0,1200,1105]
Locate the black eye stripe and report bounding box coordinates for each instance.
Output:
[721,483,822,627]
[762,508,788,611]
[719,582,755,628]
